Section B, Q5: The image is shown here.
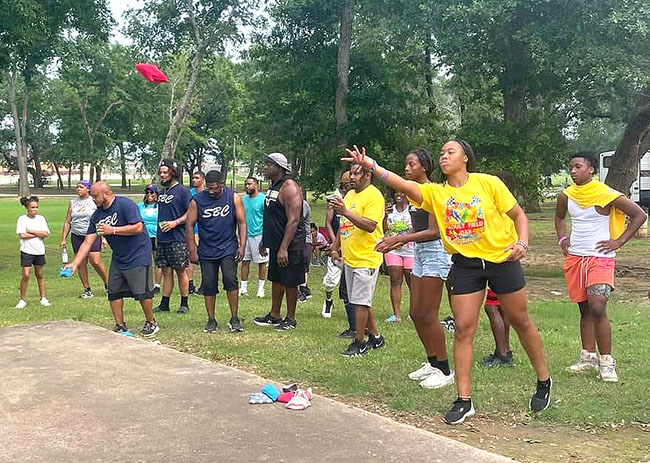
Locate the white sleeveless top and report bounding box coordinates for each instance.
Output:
[70,196,97,236]
[567,198,614,258]
[386,205,415,257]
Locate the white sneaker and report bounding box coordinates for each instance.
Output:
[408,362,438,381]
[419,369,455,389]
[40,297,51,307]
[256,288,265,298]
[598,355,619,382]
[239,288,248,297]
[14,299,27,309]
[568,349,598,373]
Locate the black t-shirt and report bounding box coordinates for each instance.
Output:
[88,196,152,269]
[409,205,434,241]
[262,175,305,251]
[157,182,191,243]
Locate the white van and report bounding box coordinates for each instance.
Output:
[599,150,650,206]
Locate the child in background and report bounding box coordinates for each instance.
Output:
[15,196,51,308]
[310,223,329,266]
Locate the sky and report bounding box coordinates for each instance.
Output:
[107,0,138,45]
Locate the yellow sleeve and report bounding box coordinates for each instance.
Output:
[487,176,517,214]
[362,188,385,224]
[408,183,438,214]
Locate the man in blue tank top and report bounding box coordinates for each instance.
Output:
[186,170,247,333]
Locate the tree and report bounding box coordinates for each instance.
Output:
[1,0,111,195]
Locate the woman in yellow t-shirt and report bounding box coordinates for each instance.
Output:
[343,140,551,425]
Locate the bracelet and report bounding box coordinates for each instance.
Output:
[381,168,390,181]
[516,240,528,252]
[370,159,378,172]
[558,236,568,245]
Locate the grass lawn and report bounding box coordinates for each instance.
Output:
[1,197,649,462]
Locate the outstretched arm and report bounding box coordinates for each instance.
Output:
[341,146,423,205]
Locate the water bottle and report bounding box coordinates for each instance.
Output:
[61,246,69,265]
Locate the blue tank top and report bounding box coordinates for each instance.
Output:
[194,188,238,260]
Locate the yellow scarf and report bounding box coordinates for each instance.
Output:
[563,179,625,239]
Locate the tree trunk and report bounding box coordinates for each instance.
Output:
[95,163,102,182]
[605,103,650,194]
[118,142,127,188]
[53,162,64,189]
[79,161,84,180]
[89,165,95,183]
[68,162,72,189]
[161,0,205,160]
[32,150,43,188]
[335,0,355,146]
[7,71,30,197]
[425,44,434,114]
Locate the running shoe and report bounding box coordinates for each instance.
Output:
[40,297,51,307]
[568,350,598,373]
[253,312,282,327]
[188,281,196,295]
[385,315,400,323]
[302,286,312,299]
[336,328,356,339]
[14,300,27,309]
[239,288,248,297]
[322,299,333,318]
[141,321,160,337]
[408,362,439,381]
[229,316,244,333]
[482,351,513,367]
[204,319,217,333]
[112,324,133,337]
[79,289,94,299]
[341,339,369,357]
[530,377,552,412]
[419,370,455,389]
[444,398,475,425]
[275,318,297,331]
[298,291,307,303]
[256,287,265,298]
[153,305,170,313]
[177,305,189,314]
[367,334,386,349]
[153,284,161,295]
[441,315,455,332]
[598,355,618,382]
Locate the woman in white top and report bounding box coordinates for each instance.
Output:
[382,191,415,322]
[16,196,51,308]
[60,181,108,298]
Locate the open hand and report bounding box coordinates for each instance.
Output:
[595,239,621,253]
[341,145,374,169]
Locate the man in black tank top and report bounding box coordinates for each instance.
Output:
[253,153,306,331]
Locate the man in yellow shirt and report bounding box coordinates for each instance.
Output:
[331,165,386,357]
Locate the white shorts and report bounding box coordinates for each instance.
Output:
[322,257,342,292]
[244,235,269,264]
[344,265,380,307]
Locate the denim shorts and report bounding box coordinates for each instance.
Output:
[412,240,451,280]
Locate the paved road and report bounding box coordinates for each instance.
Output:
[0,321,514,462]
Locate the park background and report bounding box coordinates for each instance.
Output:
[2,0,650,461]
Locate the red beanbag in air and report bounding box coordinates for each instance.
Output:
[135,63,169,83]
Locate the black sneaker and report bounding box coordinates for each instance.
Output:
[298,290,307,303]
[204,319,217,333]
[275,318,297,331]
[441,315,455,332]
[142,321,160,337]
[188,282,196,295]
[253,312,282,327]
[154,305,170,313]
[104,284,109,293]
[483,350,513,367]
[367,334,386,349]
[177,305,189,314]
[341,339,369,357]
[302,286,312,299]
[153,285,161,294]
[444,398,475,425]
[113,324,128,333]
[530,377,552,412]
[336,328,356,339]
[229,316,244,332]
[322,299,333,318]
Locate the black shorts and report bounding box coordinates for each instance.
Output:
[71,233,102,253]
[150,237,157,251]
[303,243,311,273]
[447,254,526,296]
[108,264,154,301]
[268,248,306,288]
[155,241,189,269]
[199,256,238,296]
[20,252,45,267]
[338,270,349,304]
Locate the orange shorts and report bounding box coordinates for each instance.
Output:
[563,255,615,303]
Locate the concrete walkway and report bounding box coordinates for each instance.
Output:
[0,321,513,463]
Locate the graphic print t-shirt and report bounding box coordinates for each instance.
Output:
[386,205,415,257]
[157,183,191,243]
[412,173,517,263]
[88,197,152,269]
[340,185,385,269]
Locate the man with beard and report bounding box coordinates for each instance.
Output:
[155,158,193,314]
[188,170,206,295]
[65,182,159,337]
[240,176,268,298]
[186,170,247,333]
[253,153,306,331]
